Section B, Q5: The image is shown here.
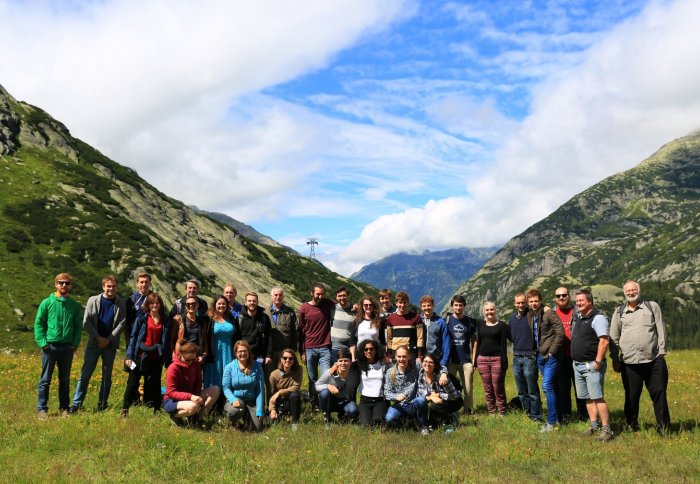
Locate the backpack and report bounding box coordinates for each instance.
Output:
[617,300,655,322]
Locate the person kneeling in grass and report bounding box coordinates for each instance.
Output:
[268,349,303,429]
[223,340,265,431]
[416,353,463,434]
[163,342,220,428]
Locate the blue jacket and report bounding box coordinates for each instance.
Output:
[422,313,451,366]
[222,359,265,417]
[126,312,172,367]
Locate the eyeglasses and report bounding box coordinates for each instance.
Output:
[185,302,198,308]
[236,351,249,355]
[423,360,435,365]
[281,356,294,361]
[555,294,568,299]
[57,281,71,286]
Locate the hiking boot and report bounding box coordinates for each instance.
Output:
[37,410,48,421]
[582,426,598,436]
[170,415,187,428]
[596,429,614,442]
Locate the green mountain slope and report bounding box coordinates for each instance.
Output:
[351,247,498,309]
[0,84,375,349]
[450,132,700,348]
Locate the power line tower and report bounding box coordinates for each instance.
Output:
[306,238,318,259]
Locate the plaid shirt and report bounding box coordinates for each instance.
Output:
[417,368,461,401]
[383,364,419,402]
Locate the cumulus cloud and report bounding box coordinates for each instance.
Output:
[335,0,700,275]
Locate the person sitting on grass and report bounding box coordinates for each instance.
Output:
[268,349,303,429]
[163,342,220,428]
[316,348,360,428]
[222,340,265,431]
[356,339,388,427]
[416,352,463,434]
[383,345,421,429]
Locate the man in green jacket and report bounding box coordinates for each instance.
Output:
[35,273,83,420]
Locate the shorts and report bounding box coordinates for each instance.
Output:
[162,398,179,414]
[573,360,606,400]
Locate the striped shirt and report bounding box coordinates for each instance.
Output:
[330,303,356,350]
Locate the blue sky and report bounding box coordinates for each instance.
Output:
[2,0,699,275]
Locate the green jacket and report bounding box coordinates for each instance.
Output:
[34,293,83,349]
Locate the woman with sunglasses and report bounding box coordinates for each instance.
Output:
[171,296,211,364]
[416,352,463,434]
[350,296,386,361]
[316,347,360,427]
[203,295,237,389]
[356,338,388,427]
[163,342,220,428]
[222,340,265,431]
[122,292,171,416]
[268,349,303,428]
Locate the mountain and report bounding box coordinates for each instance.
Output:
[189,206,297,254]
[0,83,376,349]
[351,247,498,309]
[450,132,700,348]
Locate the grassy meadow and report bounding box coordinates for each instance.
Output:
[0,348,698,482]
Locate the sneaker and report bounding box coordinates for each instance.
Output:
[582,426,598,436]
[170,415,187,428]
[596,429,614,442]
[444,425,456,435]
[420,427,431,436]
[540,423,556,433]
[37,410,48,421]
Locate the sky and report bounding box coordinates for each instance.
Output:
[2,0,700,276]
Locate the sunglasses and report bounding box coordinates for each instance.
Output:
[57,281,71,286]
[555,294,569,299]
[363,347,376,352]
[281,356,294,361]
[185,302,198,308]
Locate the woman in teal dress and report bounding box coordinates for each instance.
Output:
[203,295,237,389]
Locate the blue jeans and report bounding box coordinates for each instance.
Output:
[37,343,74,412]
[385,396,427,426]
[72,344,118,408]
[512,355,543,420]
[538,353,561,425]
[318,388,359,420]
[305,346,331,405]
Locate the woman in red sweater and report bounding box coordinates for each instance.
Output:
[163,342,220,428]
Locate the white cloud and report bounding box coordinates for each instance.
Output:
[335,0,700,275]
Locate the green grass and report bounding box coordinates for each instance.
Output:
[0,350,698,482]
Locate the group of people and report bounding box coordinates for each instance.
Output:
[35,272,671,438]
